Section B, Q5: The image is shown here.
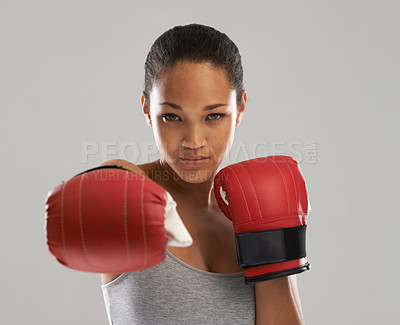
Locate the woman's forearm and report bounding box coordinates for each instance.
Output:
[255,275,305,325]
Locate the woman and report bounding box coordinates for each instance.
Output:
[100,24,305,324]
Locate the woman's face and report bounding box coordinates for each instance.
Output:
[141,61,246,183]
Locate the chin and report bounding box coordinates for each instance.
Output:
[169,160,217,184]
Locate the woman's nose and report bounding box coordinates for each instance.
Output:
[181,125,207,150]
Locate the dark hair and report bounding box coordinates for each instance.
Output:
[143,23,244,106]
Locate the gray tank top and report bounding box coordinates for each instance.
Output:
[101,250,255,325]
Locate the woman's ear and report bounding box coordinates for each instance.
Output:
[140,91,152,127]
[236,90,247,126]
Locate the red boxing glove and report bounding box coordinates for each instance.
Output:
[214,156,310,284]
[45,165,192,273]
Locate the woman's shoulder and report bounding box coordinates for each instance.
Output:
[137,161,174,188]
[100,158,147,176]
[100,159,164,182]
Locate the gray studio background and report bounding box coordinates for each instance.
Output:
[1,0,398,324]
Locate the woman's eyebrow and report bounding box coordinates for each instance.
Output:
[159,102,227,111]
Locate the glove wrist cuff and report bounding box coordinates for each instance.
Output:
[244,262,311,285]
[235,225,307,268]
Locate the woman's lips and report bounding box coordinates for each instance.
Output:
[179,156,210,167]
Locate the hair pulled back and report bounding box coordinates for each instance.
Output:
[143,24,244,106]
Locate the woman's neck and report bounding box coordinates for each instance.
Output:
[156,158,217,208]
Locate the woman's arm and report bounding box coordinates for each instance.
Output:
[255,275,305,325]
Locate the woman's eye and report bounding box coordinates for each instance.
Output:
[207,113,225,120]
[161,114,181,122]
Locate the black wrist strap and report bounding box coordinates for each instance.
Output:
[235,225,307,268]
